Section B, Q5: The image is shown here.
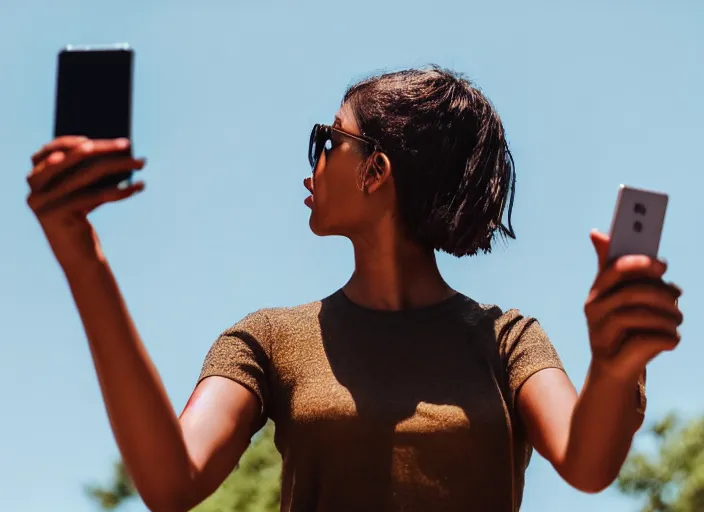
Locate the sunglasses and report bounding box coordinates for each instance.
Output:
[308,124,381,170]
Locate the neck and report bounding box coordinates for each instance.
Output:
[344,229,455,311]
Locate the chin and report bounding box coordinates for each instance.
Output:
[308,219,330,237]
[308,214,338,237]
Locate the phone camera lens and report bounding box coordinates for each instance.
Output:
[634,203,647,215]
[633,221,643,233]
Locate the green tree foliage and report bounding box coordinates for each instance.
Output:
[87,421,281,511]
[85,460,136,510]
[193,421,281,512]
[617,414,704,512]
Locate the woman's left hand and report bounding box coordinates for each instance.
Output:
[584,230,683,383]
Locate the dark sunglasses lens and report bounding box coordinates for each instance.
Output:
[308,125,319,168]
[309,125,329,169]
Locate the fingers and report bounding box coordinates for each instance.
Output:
[590,306,681,357]
[72,181,145,215]
[586,229,684,373]
[586,281,682,325]
[586,250,683,364]
[586,274,683,357]
[31,136,88,166]
[27,138,131,192]
[27,156,145,213]
[41,181,145,217]
[589,255,668,300]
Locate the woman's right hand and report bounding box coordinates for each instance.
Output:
[26,136,145,270]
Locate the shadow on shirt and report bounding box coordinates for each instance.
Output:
[290,295,523,511]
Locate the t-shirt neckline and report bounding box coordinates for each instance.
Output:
[329,288,468,321]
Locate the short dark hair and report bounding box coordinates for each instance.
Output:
[344,66,516,257]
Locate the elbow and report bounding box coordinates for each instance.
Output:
[142,495,193,512]
[138,483,200,512]
[141,493,187,512]
[128,462,205,512]
[556,462,618,494]
[567,479,613,494]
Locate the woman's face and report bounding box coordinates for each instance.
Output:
[304,102,377,238]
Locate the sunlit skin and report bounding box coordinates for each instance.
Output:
[25,98,682,510]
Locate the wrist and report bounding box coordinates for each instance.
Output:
[588,357,643,389]
[42,228,106,277]
[61,253,110,286]
[588,358,647,421]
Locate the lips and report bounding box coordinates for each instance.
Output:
[303,176,314,208]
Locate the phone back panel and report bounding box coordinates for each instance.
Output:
[608,185,668,260]
[54,46,133,140]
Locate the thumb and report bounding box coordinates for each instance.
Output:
[590,229,611,271]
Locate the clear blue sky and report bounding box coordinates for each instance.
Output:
[0,0,701,510]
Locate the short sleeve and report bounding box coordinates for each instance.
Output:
[494,309,565,402]
[198,309,273,427]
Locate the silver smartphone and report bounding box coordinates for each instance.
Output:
[607,185,669,261]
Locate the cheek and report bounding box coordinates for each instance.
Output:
[315,157,356,204]
[313,161,365,223]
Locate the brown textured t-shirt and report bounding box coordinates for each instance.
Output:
[199,290,565,511]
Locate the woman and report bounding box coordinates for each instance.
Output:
[26,67,683,511]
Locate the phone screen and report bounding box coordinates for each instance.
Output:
[54,46,133,140]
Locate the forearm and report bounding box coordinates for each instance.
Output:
[562,361,644,492]
[64,258,194,509]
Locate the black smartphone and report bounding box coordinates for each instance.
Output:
[53,43,134,188]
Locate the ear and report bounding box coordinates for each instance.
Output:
[363,152,393,194]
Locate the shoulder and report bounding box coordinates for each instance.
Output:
[458,297,546,351]
[459,296,529,330]
[463,298,563,390]
[220,297,327,348]
[487,306,540,338]
[265,298,325,326]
